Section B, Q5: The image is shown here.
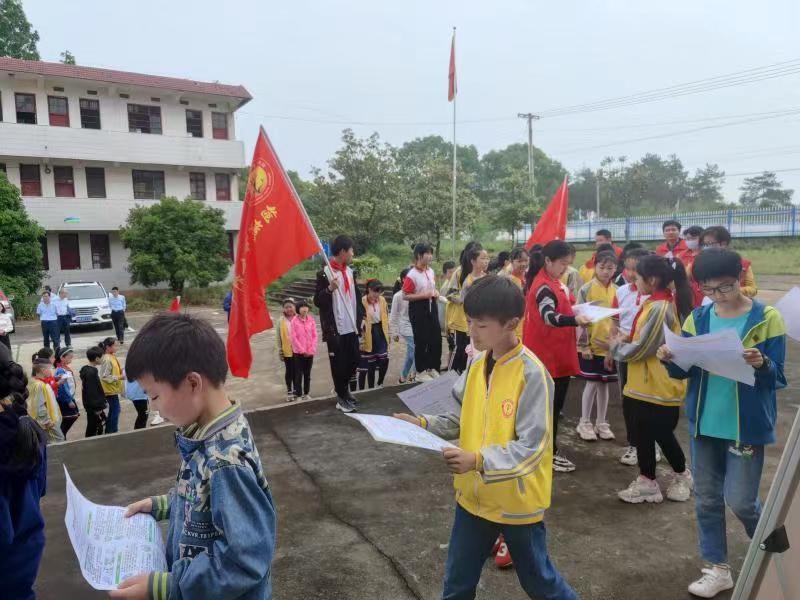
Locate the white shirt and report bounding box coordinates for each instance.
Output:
[615,283,650,335]
[327,265,357,336]
[53,297,71,316]
[369,301,382,323]
[390,290,413,337]
[403,267,436,298]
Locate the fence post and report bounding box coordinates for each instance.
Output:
[625,217,631,241]
[792,205,797,237]
[727,209,733,232]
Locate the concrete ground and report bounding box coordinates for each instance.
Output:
[23,285,800,599]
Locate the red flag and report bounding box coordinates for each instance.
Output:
[524,177,569,250]
[448,30,457,102]
[227,127,322,377]
[168,296,181,312]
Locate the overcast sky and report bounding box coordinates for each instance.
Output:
[25,0,800,203]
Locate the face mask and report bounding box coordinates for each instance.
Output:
[686,239,699,250]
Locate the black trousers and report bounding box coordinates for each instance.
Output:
[326,332,360,399]
[57,315,72,346]
[60,415,78,439]
[283,357,295,395]
[41,320,59,349]
[553,376,571,453]
[111,310,125,342]
[293,355,314,397]
[451,331,470,373]
[85,410,106,437]
[132,399,148,429]
[0,335,10,350]
[618,362,636,446]
[627,397,686,479]
[408,299,442,373]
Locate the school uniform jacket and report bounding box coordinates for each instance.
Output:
[313,268,365,342]
[576,279,618,357]
[361,297,389,353]
[421,343,554,525]
[275,316,293,359]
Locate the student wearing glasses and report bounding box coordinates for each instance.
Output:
[700,226,757,298]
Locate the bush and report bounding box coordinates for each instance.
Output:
[351,254,383,278]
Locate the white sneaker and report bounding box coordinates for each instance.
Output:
[620,446,638,466]
[688,564,734,598]
[656,446,663,463]
[576,419,598,441]
[553,452,576,473]
[428,369,440,379]
[595,422,615,440]
[126,326,135,332]
[666,469,694,502]
[415,372,433,383]
[150,412,165,426]
[618,476,663,504]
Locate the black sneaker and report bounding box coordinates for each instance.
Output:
[346,394,360,410]
[336,398,356,413]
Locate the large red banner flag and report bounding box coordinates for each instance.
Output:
[524,176,569,250]
[227,127,322,377]
[448,30,457,101]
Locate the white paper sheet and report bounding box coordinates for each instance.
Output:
[346,413,457,452]
[573,302,622,323]
[663,325,755,386]
[396,371,462,417]
[64,466,167,591]
[774,286,800,342]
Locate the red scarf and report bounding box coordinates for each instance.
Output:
[629,288,673,340]
[330,260,351,295]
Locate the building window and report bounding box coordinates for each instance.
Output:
[40,236,49,270]
[132,170,165,199]
[127,104,162,134]
[227,232,235,261]
[186,109,203,138]
[215,173,231,201]
[211,112,228,139]
[48,96,70,127]
[58,234,81,270]
[79,98,101,129]
[54,166,75,197]
[86,167,106,198]
[19,164,42,196]
[15,93,37,124]
[90,234,111,269]
[189,172,206,200]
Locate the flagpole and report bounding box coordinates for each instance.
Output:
[451,26,457,260]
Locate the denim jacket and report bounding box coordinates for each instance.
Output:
[147,403,276,599]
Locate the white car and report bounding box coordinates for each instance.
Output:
[58,281,114,329]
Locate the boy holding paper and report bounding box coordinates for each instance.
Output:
[110,313,276,600]
[395,275,577,600]
[656,248,786,599]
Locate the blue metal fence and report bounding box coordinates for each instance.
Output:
[518,207,799,243]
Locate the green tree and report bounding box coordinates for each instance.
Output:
[309,129,403,253]
[0,171,45,305]
[688,164,725,207]
[59,49,76,65]
[0,0,40,60]
[120,197,230,293]
[739,171,794,208]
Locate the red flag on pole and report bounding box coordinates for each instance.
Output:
[227,127,322,377]
[524,176,569,250]
[448,30,457,102]
[168,296,181,312]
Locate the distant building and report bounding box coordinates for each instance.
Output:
[0,57,250,290]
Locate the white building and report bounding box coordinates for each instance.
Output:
[0,57,250,291]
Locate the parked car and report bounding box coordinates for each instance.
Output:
[58,281,113,329]
[0,288,15,333]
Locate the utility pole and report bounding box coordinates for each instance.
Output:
[596,172,600,218]
[518,113,540,204]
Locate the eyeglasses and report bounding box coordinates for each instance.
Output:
[701,282,737,295]
[701,241,723,248]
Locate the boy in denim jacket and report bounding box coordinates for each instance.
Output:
[110,313,276,600]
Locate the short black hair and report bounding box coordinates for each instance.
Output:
[596,242,614,254]
[510,247,529,261]
[41,290,50,297]
[34,347,54,361]
[622,241,644,254]
[683,225,704,238]
[125,313,228,388]
[596,229,612,239]
[86,346,104,362]
[366,279,383,292]
[701,225,732,245]
[497,251,510,263]
[623,248,650,263]
[331,235,354,257]
[464,275,524,324]
[595,250,617,266]
[98,337,116,351]
[295,299,309,311]
[111,286,119,291]
[662,219,681,231]
[692,248,743,282]
[413,243,433,259]
[442,261,456,273]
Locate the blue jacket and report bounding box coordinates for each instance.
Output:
[147,403,276,600]
[664,300,787,445]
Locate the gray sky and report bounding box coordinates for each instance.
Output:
[26,0,800,204]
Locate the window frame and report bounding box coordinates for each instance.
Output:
[132,169,166,200]
[185,109,203,138]
[53,166,75,198]
[89,233,112,269]
[58,233,81,270]
[127,103,162,134]
[85,167,107,198]
[189,172,207,200]
[15,92,37,124]
[79,98,101,129]
[211,112,228,140]
[19,164,42,196]
[40,236,49,270]
[48,95,70,127]
[215,173,231,201]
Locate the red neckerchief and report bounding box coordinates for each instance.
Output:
[629,289,673,340]
[330,260,351,295]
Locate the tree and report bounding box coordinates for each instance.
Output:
[59,49,76,65]
[0,0,40,60]
[0,171,45,302]
[120,197,230,293]
[739,171,794,208]
[688,164,725,207]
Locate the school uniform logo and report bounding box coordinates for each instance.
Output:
[247,158,275,207]
[501,399,515,418]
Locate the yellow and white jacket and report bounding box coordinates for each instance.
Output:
[275,316,293,359]
[420,343,553,525]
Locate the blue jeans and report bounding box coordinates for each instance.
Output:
[690,435,764,564]
[401,335,416,378]
[105,395,121,434]
[443,505,577,600]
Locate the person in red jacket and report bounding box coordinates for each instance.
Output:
[682,225,706,307]
[656,220,689,262]
[523,240,592,473]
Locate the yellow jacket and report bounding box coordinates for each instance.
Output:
[445,269,468,333]
[27,378,64,442]
[503,270,526,338]
[361,296,389,353]
[614,298,687,406]
[99,354,123,396]
[561,266,584,300]
[576,279,618,357]
[741,263,757,298]
[421,343,553,525]
[276,316,293,359]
